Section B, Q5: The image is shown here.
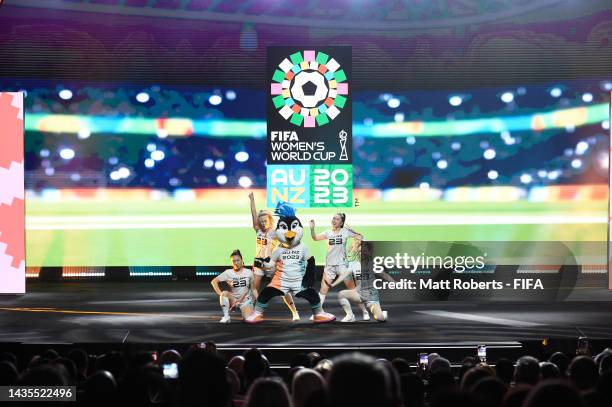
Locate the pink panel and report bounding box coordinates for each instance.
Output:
[609,92,612,290]
[304,116,315,128]
[337,82,349,95]
[0,92,25,294]
[303,50,315,62]
[271,83,283,95]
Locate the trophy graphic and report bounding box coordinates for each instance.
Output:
[339,129,348,161]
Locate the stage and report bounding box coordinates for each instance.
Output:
[1,281,612,346]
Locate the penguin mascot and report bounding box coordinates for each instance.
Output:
[245,202,336,324]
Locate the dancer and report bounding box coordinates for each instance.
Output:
[309,213,370,319]
[211,249,256,323]
[332,239,392,322]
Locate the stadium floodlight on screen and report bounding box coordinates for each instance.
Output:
[0,92,25,294]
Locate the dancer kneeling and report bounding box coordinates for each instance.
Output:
[331,239,393,322]
[211,249,256,323]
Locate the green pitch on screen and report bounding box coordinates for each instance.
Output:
[25,200,607,267]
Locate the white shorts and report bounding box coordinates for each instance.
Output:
[346,261,361,281]
[269,278,303,295]
[359,287,380,309]
[324,264,349,282]
[254,267,274,278]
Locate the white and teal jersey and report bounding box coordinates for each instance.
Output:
[324,227,358,266]
[349,261,379,304]
[255,228,278,259]
[217,268,253,299]
[349,261,375,290]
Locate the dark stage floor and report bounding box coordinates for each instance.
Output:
[1,282,612,345]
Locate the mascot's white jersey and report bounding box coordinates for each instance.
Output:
[323,227,358,266]
[256,228,278,258]
[269,243,310,288]
[216,268,254,299]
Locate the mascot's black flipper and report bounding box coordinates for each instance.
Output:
[302,256,316,288]
[253,257,270,269]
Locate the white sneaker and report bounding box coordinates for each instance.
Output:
[292,312,301,321]
[244,310,264,324]
[362,311,370,321]
[341,314,356,322]
[219,315,231,323]
[312,311,336,324]
[309,315,314,321]
[382,310,388,321]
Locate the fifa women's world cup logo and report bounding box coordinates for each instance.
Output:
[266,47,353,207]
[270,50,349,128]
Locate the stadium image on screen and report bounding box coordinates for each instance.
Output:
[0,1,612,406]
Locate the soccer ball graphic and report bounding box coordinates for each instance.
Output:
[290,71,328,108]
[271,50,349,127]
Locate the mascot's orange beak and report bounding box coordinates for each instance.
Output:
[285,231,296,240]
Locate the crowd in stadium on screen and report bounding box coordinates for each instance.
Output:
[4,78,609,190]
[0,344,611,407]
